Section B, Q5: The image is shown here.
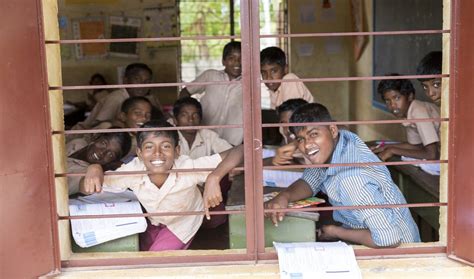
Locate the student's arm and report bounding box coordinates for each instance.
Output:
[318,225,397,248]
[178,88,191,99]
[79,164,104,194]
[203,144,244,219]
[79,162,132,195]
[338,178,404,248]
[374,142,439,161]
[265,179,313,226]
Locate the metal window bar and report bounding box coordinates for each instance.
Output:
[48,0,452,268]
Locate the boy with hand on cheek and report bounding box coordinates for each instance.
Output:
[81,120,243,251]
[264,103,420,248]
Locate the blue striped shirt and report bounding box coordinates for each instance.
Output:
[302,130,420,246]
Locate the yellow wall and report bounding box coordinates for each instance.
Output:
[58,0,178,106]
[349,1,406,142]
[288,0,352,122]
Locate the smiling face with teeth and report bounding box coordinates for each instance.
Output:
[137,134,180,176]
[85,137,123,165]
[222,49,242,80]
[120,99,152,129]
[295,125,339,165]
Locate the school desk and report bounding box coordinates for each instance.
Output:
[388,163,440,242]
[225,174,318,249]
[72,234,139,253]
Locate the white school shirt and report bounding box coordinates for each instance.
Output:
[101,154,222,243]
[185,69,243,146]
[402,100,441,146]
[269,73,314,110]
[178,129,232,159]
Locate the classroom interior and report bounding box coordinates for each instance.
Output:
[50,0,446,259]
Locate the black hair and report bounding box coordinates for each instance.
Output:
[260,46,287,68]
[289,103,333,135]
[98,132,132,159]
[416,51,442,81]
[222,41,241,60]
[121,96,152,113]
[173,97,203,120]
[137,120,179,148]
[90,73,106,84]
[276,98,309,117]
[377,74,415,98]
[124,63,153,79]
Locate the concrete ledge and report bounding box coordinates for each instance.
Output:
[57,255,472,278]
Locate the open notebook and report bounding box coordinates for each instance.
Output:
[69,191,147,248]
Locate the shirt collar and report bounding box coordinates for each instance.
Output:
[326,130,348,176]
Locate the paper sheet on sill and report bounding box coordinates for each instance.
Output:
[69,191,147,248]
[274,241,362,279]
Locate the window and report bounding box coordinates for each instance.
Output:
[27,0,472,270]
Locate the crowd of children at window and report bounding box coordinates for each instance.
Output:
[65,42,442,252]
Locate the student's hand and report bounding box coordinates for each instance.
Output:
[317,225,341,241]
[377,148,394,161]
[203,173,223,220]
[272,142,298,165]
[370,144,387,153]
[264,192,290,226]
[81,164,104,194]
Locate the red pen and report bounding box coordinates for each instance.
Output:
[375,140,385,149]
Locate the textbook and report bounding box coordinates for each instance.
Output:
[263,192,325,208]
[69,191,147,248]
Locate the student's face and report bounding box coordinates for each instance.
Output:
[124,70,152,97]
[85,137,123,165]
[295,125,339,165]
[382,90,413,119]
[261,63,287,92]
[222,49,242,80]
[278,110,295,142]
[137,134,180,174]
[175,104,201,136]
[122,101,152,129]
[421,78,442,105]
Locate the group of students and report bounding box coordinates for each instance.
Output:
[68,42,443,251]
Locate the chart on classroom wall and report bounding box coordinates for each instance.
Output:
[143,6,178,49]
[109,16,142,58]
[72,17,107,59]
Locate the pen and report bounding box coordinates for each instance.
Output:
[375,140,385,149]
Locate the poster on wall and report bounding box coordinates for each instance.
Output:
[109,16,142,58]
[143,6,178,49]
[72,17,107,59]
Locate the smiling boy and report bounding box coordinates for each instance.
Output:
[260,47,314,110]
[264,103,420,248]
[81,120,243,251]
[179,41,243,146]
[373,75,440,161]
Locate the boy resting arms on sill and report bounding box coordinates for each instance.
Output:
[204,103,420,248]
[81,120,243,251]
